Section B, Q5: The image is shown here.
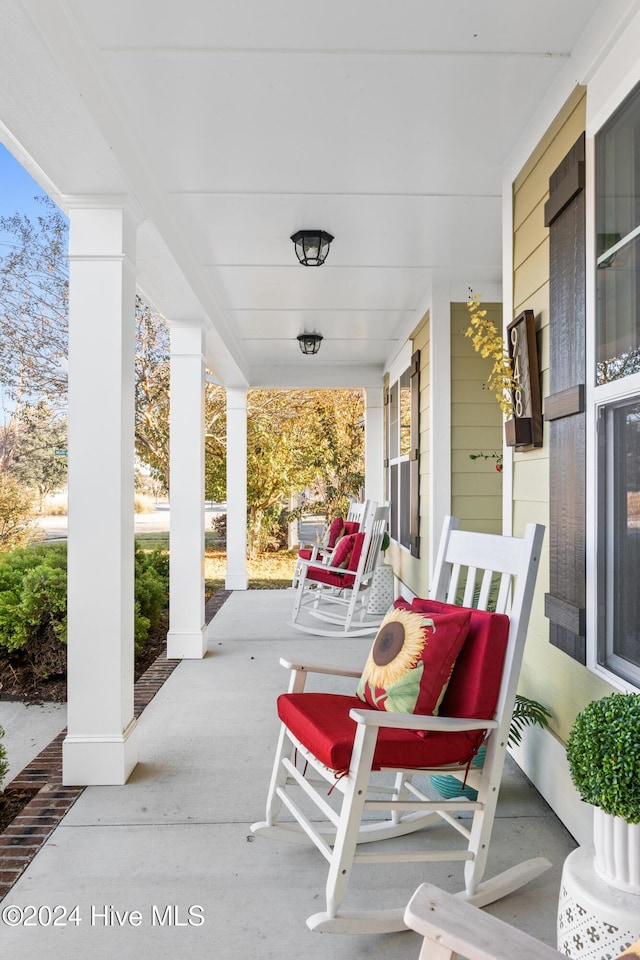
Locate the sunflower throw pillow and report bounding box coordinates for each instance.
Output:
[356,605,471,716]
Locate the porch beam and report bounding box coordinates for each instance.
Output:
[225,387,248,589]
[167,321,206,658]
[63,198,139,785]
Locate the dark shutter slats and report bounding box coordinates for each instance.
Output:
[545,133,587,663]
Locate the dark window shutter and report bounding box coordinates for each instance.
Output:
[543,133,587,663]
[409,350,420,557]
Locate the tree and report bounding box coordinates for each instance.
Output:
[205,386,364,555]
[134,297,170,490]
[0,473,39,552]
[8,402,68,509]
[0,199,171,488]
[0,198,68,411]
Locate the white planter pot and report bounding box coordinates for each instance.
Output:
[593,806,640,895]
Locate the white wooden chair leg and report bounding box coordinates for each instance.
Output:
[264,724,293,825]
[291,577,305,621]
[307,725,378,931]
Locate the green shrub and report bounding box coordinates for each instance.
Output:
[566,693,640,824]
[0,543,170,684]
[0,725,8,788]
[133,546,169,651]
[0,544,67,656]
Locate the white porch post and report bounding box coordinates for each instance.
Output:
[63,198,138,785]
[225,387,248,590]
[167,321,206,658]
[364,387,384,505]
[429,281,452,576]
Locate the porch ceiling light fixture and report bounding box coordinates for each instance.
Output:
[290,229,334,266]
[297,333,323,355]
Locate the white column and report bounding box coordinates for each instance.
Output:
[167,321,206,658]
[429,281,452,577]
[63,198,139,785]
[225,387,248,590]
[364,388,384,505]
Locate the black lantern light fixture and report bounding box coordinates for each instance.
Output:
[297,333,323,356]
[290,229,334,266]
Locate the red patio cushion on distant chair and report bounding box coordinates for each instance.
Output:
[356,606,471,717]
[331,533,357,569]
[342,520,360,536]
[277,692,482,775]
[410,599,509,747]
[324,516,345,548]
[307,566,356,589]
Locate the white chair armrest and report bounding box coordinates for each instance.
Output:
[349,708,499,734]
[404,883,564,960]
[279,657,361,680]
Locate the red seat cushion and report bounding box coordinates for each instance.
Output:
[357,606,471,716]
[277,693,482,775]
[297,547,316,561]
[307,566,356,588]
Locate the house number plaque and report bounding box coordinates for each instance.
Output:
[505,310,543,449]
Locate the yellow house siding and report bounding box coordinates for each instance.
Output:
[511,85,614,742]
[450,302,503,534]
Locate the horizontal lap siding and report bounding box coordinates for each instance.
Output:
[450,302,502,534]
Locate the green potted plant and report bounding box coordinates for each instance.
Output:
[431,694,551,800]
[566,692,640,893]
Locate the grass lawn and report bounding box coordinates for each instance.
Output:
[135,534,298,596]
[204,547,297,596]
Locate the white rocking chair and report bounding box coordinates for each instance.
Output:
[289,504,389,637]
[292,499,376,589]
[252,517,547,933]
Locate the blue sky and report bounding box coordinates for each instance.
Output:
[0,144,67,252]
[0,143,63,221]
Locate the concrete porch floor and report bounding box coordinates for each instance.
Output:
[0,590,576,959]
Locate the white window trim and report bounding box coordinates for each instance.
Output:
[585,52,640,693]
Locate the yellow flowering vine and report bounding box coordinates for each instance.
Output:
[465,291,516,418]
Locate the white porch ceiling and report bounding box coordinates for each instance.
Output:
[0,0,603,388]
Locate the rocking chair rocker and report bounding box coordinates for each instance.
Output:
[252,517,547,934]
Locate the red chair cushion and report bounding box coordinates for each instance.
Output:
[342,520,361,536]
[307,566,356,588]
[332,533,357,568]
[277,693,482,775]
[297,547,315,561]
[356,606,470,716]
[410,598,509,723]
[324,516,345,548]
[347,532,365,570]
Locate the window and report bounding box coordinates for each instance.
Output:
[385,352,420,556]
[597,399,640,685]
[596,87,640,384]
[594,81,640,685]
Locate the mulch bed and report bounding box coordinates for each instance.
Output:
[0,590,231,897]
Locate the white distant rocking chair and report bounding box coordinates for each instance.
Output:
[289,504,389,637]
[291,499,375,589]
[252,517,547,934]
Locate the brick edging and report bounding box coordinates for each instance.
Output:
[0,589,232,900]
